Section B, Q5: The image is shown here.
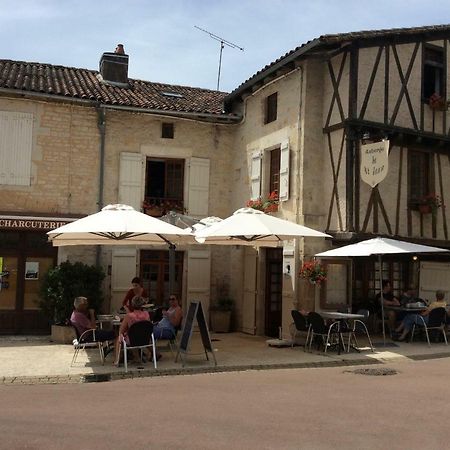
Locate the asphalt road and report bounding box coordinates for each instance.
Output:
[0,358,449,450]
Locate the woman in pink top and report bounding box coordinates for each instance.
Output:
[113,296,150,366]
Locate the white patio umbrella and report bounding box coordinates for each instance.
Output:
[315,237,448,345]
[47,204,193,246]
[47,204,194,294]
[194,208,331,246]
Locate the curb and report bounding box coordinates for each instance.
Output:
[2,351,450,386]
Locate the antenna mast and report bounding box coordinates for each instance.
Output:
[194,25,244,91]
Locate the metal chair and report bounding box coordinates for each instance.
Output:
[346,309,374,352]
[290,310,311,351]
[71,324,105,366]
[119,321,157,372]
[410,307,448,347]
[307,312,343,353]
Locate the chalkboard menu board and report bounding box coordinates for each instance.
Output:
[176,301,216,367]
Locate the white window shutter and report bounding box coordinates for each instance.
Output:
[279,140,290,201]
[0,111,33,186]
[250,150,262,200]
[110,247,137,311]
[187,157,210,218]
[118,152,143,211]
[187,248,211,313]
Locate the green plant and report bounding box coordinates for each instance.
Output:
[39,261,105,325]
[210,297,234,312]
[299,261,327,285]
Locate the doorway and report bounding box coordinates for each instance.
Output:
[0,231,56,334]
[265,248,283,337]
[140,250,183,306]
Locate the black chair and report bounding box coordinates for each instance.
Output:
[307,312,342,353]
[120,321,157,372]
[290,310,310,351]
[346,309,374,352]
[410,307,448,347]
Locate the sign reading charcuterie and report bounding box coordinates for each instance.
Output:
[360,140,389,188]
[0,217,73,230]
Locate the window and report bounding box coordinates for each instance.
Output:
[269,147,281,197]
[408,150,431,204]
[264,92,278,124]
[0,111,33,186]
[144,158,184,216]
[423,46,444,100]
[161,123,174,139]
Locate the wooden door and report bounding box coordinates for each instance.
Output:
[265,248,283,338]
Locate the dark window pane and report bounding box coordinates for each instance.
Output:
[0,232,20,248]
[409,150,430,201]
[423,47,444,99]
[265,93,278,124]
[269,148,281,196]
[161,123,174,139]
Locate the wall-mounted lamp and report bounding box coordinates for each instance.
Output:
[412,255,418,261]
[284,264,291,276]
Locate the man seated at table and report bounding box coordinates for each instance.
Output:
[400,285,424,306]
[394,290,447,341]
[70,297,115,343]
[375,280,400,333]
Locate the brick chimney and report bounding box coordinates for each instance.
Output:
[99,44,129,86]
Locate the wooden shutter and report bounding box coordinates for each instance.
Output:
[110,247,137,311]
[187,248,211,313]
[187,157,210,218]
[0,111,33,186]
[242,248,258,334]
[250,151,262,200]
[279,140,290,201]
[419,262,450,301]
[118,152,143,210]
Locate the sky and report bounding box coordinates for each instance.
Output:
[0,0,449,93]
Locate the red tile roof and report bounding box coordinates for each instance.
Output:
[227,24,450,101]
[0,59,235,118]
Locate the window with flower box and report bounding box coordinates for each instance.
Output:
[423,46,444,101]
[144,158,184,217]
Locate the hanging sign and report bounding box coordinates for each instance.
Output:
[360,140,389,188]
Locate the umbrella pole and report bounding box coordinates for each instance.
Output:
[169,244,176,296]
[379,254,386,346]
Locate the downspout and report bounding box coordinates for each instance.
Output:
[295,65,304,310]
[96,106,106,268]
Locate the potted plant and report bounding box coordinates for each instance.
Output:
[39,261,105,343]
[246,191,279,213]
[210,297,234,332]
[299,261,327,285]
[418,193,443,215]
[428,93,448,111]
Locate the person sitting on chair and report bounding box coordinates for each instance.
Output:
[153,294,182,340]
[375,280,400,332]
[395,290,447,341]
[70,297,115,343]
[113,296,151,366]
[122,277,148,312]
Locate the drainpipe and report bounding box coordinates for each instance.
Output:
[96,107,106,268]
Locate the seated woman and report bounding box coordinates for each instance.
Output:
[113,296,151,366]
[153,294,183,340]
[394,290,447,341]
[122,277,148,312]
[70,296,115,343]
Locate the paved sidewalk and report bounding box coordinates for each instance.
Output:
[0,332,449,384]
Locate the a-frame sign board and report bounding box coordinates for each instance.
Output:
[176,301,217,367]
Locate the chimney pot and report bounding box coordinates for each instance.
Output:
[115,44,125,55]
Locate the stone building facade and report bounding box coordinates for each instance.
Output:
[1,24,450,337]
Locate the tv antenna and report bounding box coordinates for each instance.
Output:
[195,25,244,91]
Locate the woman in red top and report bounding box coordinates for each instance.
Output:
[122,277,148,311]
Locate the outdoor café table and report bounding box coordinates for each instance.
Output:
[320,311,366,354]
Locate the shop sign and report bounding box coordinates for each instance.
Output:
[360,140,389,188]
[0,216,73,231]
